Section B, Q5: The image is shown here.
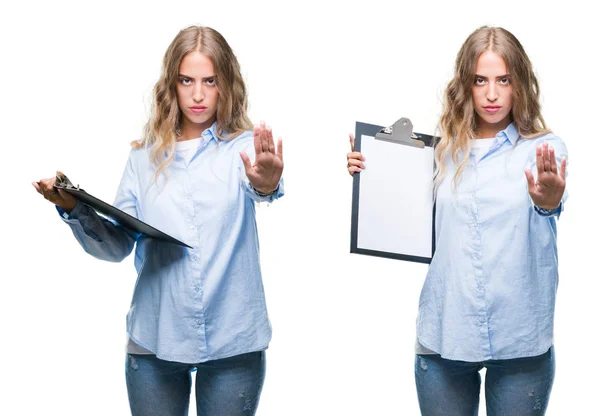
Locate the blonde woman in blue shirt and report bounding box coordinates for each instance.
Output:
[347,26,567,415]
[33,26,283,416]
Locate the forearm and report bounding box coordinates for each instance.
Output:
[58,202,138,262]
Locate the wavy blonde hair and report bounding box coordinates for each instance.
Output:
[434,26,550,191]
[133,26,253,180]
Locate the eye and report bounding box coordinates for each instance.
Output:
[474,77,486,85]
[498,77,510,85]
[204,77,216,86]
[179,77,193,86]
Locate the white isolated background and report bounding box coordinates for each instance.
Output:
[1,0,597,415]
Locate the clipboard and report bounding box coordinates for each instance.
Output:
[350,118,437,264]
[53,175,192,248]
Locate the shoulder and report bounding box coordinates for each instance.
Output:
[535,133,567,157]
[532,132,566,147]
[223,129,254,151]
[520,132,568,155]
[126,144,153,169]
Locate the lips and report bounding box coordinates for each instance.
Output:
[484,106,501,113]
[190,106,207,114]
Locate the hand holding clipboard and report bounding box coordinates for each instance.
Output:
[348,118,437,264]
[33,172,191,248]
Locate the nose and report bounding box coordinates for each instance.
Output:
[192,83,204,102]
[486,83,498,102]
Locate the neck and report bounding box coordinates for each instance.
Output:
[475,117,511,139]
[179,117,216,142]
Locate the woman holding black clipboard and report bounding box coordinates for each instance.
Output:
[33,26,283,416]
[347,26,567,415]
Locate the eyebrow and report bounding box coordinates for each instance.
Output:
[474,74,510,79]
[178,73,216,81]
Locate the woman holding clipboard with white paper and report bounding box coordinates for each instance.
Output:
[33,26,283,416]
[347,26,567,415]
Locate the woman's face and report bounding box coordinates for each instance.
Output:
[472,50,513,134]
[176,51,219,137]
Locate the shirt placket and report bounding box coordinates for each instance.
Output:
[183,156,208,356]
[468,156,492,358]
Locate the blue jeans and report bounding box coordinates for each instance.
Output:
[415,347,555,416]
[125,351,266,416]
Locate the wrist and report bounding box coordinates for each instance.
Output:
[536,203,560,211]
[252,185,278,197]
[59,201,77,214]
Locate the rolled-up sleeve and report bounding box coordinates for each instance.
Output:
[57,152,140,262]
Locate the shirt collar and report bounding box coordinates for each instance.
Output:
[497,122,520,146]
[200,121,219,145]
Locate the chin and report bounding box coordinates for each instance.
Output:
[480,112,510,126]
[188,112,216,124]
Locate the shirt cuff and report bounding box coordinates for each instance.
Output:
[244,178,284,203]
[534,202,563,218]
[251,184,283,202]
[56,201,82,220]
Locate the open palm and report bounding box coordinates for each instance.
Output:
[525,142,566,210]
[240,122,283,194]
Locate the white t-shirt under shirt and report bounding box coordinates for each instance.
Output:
[415,137,496,356]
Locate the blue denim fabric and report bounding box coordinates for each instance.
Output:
[126,350,266,416]
[415,346,555,415]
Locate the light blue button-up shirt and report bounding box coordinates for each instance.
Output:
[417,123,568,362]
[59,122,283,363]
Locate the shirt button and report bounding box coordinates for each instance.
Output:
[196,319,202,326]
[479,316,486,323]
[194,287,200,293]
[191,254,198,261]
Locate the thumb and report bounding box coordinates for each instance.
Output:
[524,168,535,193]
[240,152,252,173]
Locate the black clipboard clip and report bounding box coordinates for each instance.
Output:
[375,117,425,149]
[55,171,80,190]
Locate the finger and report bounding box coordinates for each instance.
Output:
[40,177,57,192]
[253,125,262,156]
[348,166,362,176]
[349,133,355,152]
[267,127,275,154]
[535,144,544,177]
[240,152,253,173]
[260,121,269,152]
[559,157,567,181]
[41,181,56,196]
[276,137,283,161]
[348,158,365,169]
[57,188,72,200]
[44,186,59,199]
[347,152,365,162]
[543,142,551,172]
[32,181,42,194]
[524,168,535,193]
[549,146,557,174]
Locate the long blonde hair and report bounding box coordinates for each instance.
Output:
[133,26,253,180]
[434,26,550,190]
